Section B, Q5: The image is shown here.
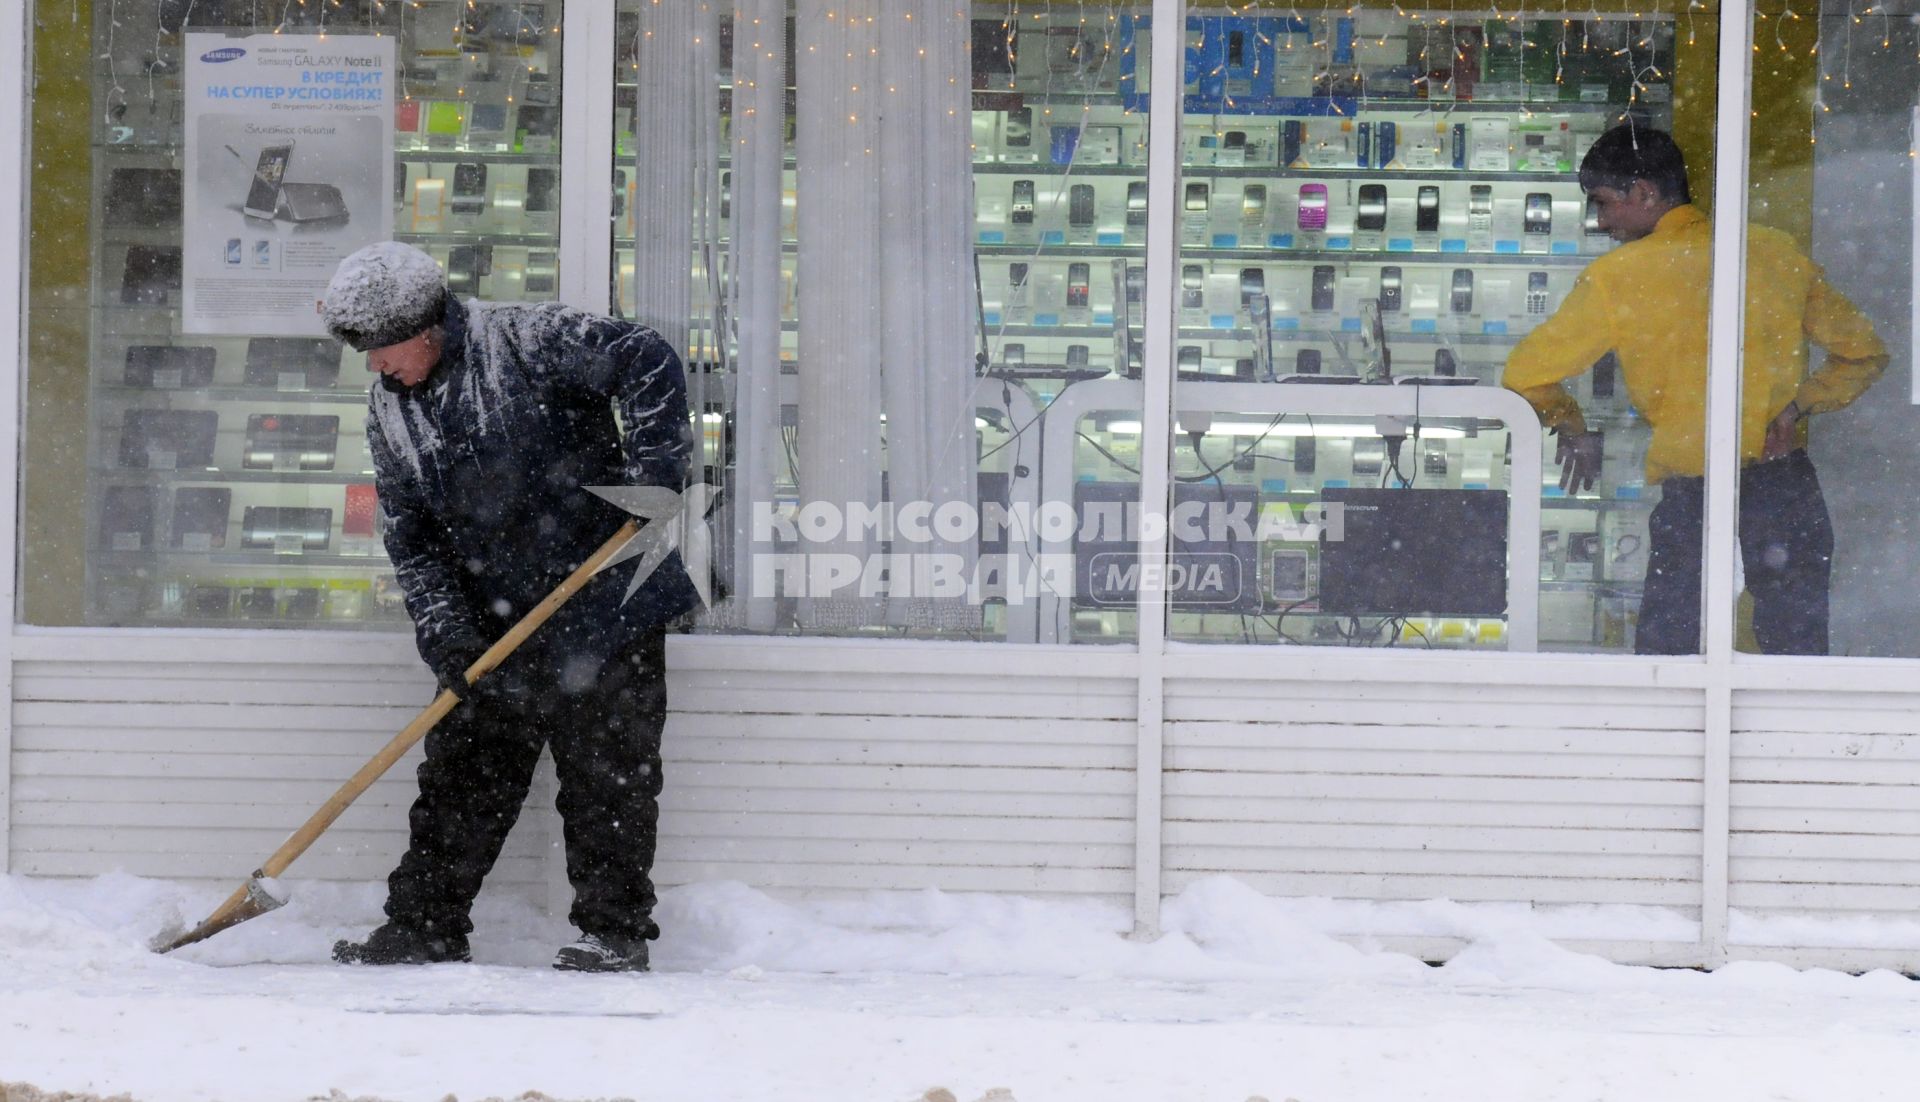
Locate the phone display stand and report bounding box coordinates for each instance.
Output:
[273,183,349,224]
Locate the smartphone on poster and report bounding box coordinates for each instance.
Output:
[242,143,293,219]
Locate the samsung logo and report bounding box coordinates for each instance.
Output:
[200,47,246,63]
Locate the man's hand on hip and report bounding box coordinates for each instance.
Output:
[1555,429,1604,494]
[1764,401,1803,460]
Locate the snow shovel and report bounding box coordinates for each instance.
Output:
[152,516,645,954]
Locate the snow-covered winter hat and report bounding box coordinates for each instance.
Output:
[322,241,450,352]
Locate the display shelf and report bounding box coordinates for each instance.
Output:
[974,242,1593,266]
[96,142,562,162]
[970,162,1585,184]
[1175,165,1581,183]
[96,551,389,569]
[92,140,187,154]
[1164,326,1540,345]
[94,469,376,486]
[394,232,557,249]
[1541,579,1645,592]
[396,149,562,164]
[1539,496,1653,511]
[971,163,1147,177]
[95,385,371,406]
[1345,99,1634,115]
[112,614,406,631]
[976,92,1135,109]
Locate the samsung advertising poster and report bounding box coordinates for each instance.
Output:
[183,33,394,336]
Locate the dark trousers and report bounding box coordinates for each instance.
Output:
[1636,449,1834,656]
[385,631,668,941]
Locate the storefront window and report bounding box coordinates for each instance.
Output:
[23,0,565,628]
[1733,5,1908,658]
[622,1,1154,642]
[1163,2,1716,653]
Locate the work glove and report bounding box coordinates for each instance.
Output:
[429,639,534,711]
[1553,428,1603,495]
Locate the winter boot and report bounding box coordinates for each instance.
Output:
[553,932,650,973]
[332,922,471,965]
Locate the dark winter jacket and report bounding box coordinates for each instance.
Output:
[367,297,700,693]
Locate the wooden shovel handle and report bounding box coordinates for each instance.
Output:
[257,518,643,881]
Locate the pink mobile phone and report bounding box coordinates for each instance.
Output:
[1297,183,1329,231]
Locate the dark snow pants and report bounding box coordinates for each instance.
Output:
[1636,449,1833,656]
[384,631,668,941]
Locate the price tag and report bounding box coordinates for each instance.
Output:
[146,448,177,471]
[110,532,143,552]
[274,533,305,555]
[273,451,302,472]
[277,370,307,392]
[152,368,183,390]
[181,532,213,553]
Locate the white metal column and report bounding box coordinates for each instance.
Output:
[0,0,28,873]
[549,0,620,914]
[559,0,616,314]
[1131,0,1186,939]
[1701,0,1757,966]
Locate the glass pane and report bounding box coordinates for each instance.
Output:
[623,1,1154,642]
[24,0,565,628]
[1733,5,1903,657]
[1167,2,1702,653]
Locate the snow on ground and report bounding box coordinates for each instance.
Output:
[4,873,1920,1102]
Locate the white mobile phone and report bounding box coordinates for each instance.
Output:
[1468,185,1493,237]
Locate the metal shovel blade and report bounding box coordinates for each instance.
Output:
[152,874,289,954]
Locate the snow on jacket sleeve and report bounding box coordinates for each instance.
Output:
[552,313,694,491]
[366,408,489,675]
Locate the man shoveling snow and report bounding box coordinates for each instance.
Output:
[321,242,699,973]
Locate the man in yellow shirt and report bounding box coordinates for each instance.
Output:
[1505,126,1887,655]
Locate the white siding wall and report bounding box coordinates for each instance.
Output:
[1731,688,1920,929]
[1163,680,1705,910]
[655,638,1139,900]
[20,632,1920,971]
[6,636,552,898]
[3,635,1142,907]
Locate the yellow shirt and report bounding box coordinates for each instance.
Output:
[1503,204,1888,483]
